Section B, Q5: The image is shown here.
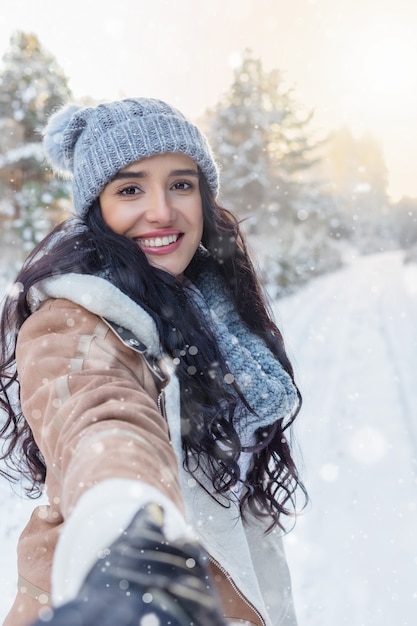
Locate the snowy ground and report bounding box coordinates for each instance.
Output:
[274,250,417,626]
[1,250,416,625]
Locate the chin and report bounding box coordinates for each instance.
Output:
[149,261,184,278]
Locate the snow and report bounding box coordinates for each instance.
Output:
[274,250,417,626]
[0,142,44,168]
[0,250,416,625]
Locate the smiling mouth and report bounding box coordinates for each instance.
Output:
[138,233,181,248]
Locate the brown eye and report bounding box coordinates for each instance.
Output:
[119,185,141,196]
[172,181,193,191]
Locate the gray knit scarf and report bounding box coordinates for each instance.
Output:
[187,265,299,450]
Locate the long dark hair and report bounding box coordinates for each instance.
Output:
[0,173,306,530]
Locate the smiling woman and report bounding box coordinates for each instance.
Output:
[0,97,305,626]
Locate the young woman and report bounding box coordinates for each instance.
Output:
[0,98,306,626]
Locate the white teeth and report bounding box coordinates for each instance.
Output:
[140,234,179,248]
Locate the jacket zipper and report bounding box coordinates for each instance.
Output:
[157,390,173,441]
[157,390,166,419]
[209,555,266,626]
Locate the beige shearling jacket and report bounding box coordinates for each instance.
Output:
[4,273,297,626]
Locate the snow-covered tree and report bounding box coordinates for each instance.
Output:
[204,50,342,293]
[391,195,417,263]
[204,50,320,230]
[321,127,391,252]
[0,31,72,259]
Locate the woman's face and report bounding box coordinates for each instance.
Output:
[100,153,203,279]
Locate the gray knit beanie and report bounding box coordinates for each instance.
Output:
[42,98,219,217]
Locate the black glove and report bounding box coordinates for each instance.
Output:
[31,503,226,626]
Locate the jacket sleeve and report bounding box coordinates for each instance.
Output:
[15,297,195,608]
[16,297,184,518]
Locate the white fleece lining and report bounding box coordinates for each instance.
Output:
[29,273,161,356]
[52,478,192,606]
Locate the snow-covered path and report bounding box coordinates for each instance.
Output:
[276,251,417,626]
[0,251,416,624]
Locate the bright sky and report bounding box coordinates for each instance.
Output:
[0,0,416,201]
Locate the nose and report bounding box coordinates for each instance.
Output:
[144,187,174,225]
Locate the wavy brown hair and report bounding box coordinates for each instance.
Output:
[0,172,306,530]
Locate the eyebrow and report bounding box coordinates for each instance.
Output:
[111,168,199,181]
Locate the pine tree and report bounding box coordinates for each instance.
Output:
[0,31,72,260]
[391,195,417,257]
[205,50,320,232]
[322,127,390,251]
[204,50,342,294]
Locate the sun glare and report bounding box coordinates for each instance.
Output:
[340,20,417,114]
[360,39,412,95]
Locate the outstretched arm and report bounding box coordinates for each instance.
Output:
[30,504,226,626]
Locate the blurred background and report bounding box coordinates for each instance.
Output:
[1,0,417,284]
[0,1,416,625]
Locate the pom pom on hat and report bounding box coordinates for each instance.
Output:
[41,98,220,217]
[43,104,82,174]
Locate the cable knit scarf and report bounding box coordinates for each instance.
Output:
[187,265,299,450]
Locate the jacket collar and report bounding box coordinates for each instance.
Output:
[28,273,161,357]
